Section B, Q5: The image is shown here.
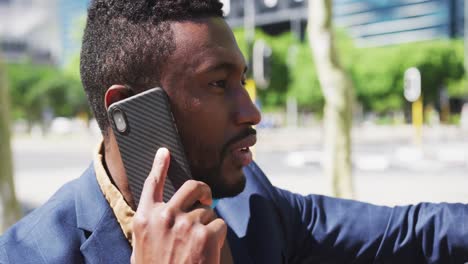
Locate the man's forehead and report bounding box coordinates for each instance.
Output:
[169,17,246,71]
[171,17,235,49]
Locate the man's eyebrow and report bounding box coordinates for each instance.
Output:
[198,62,248,74]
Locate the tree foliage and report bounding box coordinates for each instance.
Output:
[233,27,466,114]
[233,29,293,110]
[7,29,466,123]
[350,40,465,113]
[7,62,87,124]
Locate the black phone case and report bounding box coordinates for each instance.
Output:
[108,87,192,205]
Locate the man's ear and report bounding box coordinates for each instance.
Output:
[104,85,133,109]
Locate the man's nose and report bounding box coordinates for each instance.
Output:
[233,87,262,126]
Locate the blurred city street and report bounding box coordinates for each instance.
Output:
[12,124,468,213]
[4,0,468,261]
[4,0,468,217]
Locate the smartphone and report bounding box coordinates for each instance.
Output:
[107,87,192,205]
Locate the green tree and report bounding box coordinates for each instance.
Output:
[0,53,22,233]
[232,26,466,117]
[233,29,294,109]
[7,62,87,127]
[351,40,465,114]
[288,42,323,111]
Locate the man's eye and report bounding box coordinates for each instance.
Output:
[209,80,227,89]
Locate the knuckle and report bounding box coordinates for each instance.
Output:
[184,180,201,190]
[203,184,212,197]
[174,215,192,233]
[219,219,227,230]
[132,214,149,232]
[184,180,212,198]
[194,226,210,243]
[158,207,176,228]
[199,181,211,191]
[219,220,228,236]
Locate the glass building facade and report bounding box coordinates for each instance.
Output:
[57,0,90,65]
[224,0,465,46]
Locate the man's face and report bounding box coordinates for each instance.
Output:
[160,17,261,198]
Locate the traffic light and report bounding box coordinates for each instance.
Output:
[252,39,272,89]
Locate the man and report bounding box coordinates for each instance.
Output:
[1,0,468,263]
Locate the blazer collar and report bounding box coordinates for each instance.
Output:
[74,164,132,263]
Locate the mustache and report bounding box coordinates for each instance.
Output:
[221,127,257,158]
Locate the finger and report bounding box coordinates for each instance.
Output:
[138,148,170,211]
[186,205,217,225]
[206,218,227,249]
[168,180,212,211]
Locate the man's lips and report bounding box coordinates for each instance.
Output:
[229,134,257,166]
[229,134,257,151]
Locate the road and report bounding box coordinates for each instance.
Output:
[11,125,468,212]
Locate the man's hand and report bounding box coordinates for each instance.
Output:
[131,148,227,264]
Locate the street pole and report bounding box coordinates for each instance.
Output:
[412,96,424,146]
[244,0,257,104]
[287,18,302,128]
[404,67,423,147]
[244,0,255,78]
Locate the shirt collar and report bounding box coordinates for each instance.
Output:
[93,141,223,246]
[93,141,135,245]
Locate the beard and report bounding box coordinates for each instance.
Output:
[190,160,246,198]
[182,127,256,198]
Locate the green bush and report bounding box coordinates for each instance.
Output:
[9,28,466,124]
[233,29,293,108]
[351,40,465,113]
[447,78,468,97]
[233,27,466,114]
[7,62,87,124]
[287,43,323,111]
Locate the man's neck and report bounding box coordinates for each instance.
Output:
[103,132,136,209]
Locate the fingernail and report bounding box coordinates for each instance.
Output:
[156,147,168,162]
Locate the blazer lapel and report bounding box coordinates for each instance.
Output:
[79,210,132,264]
[75,165,132,264]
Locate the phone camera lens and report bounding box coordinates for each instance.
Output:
[112,108,128,133]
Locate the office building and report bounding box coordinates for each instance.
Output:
[223,0,465,46]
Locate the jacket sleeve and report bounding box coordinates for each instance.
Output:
[0,243,8,264]
[275,188,468,263]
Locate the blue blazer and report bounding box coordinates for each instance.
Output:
[1,162,468,263]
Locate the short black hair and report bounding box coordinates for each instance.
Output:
[80,0,224,135]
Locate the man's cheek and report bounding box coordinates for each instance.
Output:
[180,96,202,113]
[189,97,202,110]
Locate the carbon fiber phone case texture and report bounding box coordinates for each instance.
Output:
[108,87,192,205]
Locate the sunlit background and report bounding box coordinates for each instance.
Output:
[2,0,468,216]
